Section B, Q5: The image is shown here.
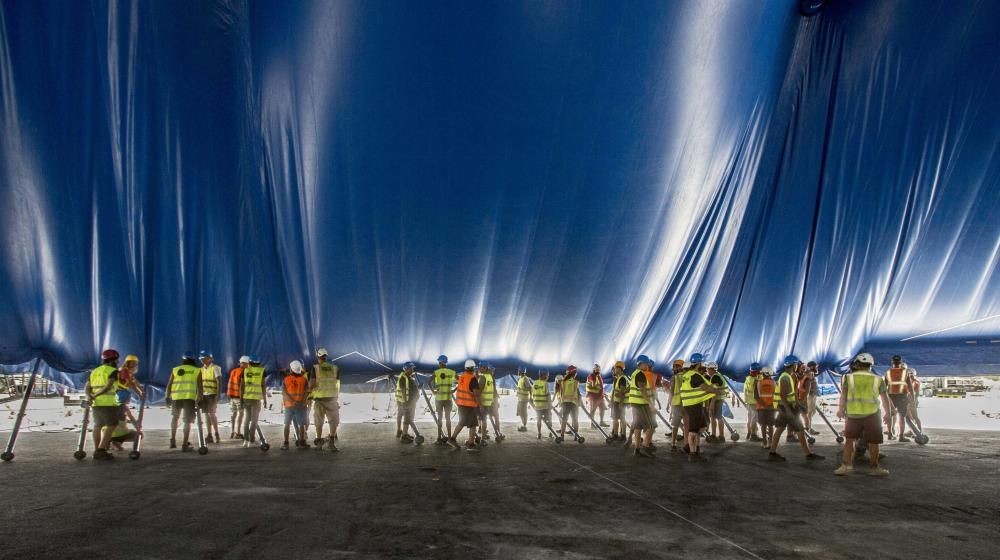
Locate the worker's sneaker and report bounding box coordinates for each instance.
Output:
[241,441,250,449]
[314,438,325,449]
[235,433,245,440]
[328,443,339,452]
[169,439,177,449]
[768,452,787,462]
[299,442,311,449]
[833,464,853,476]
[808,429,820,435]
[805,453,825,461]
[206,434,214,444]
[214,433,221,443]
[897,436,911,443]
[537,433,542,439]
[867,466,890,477]
[182,442,193,452]
[280,442,289,451]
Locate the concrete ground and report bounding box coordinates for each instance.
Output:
[1,422,998,559]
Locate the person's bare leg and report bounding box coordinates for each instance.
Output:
[797,431,812,455]
[770,426,785,453]
[170,415,179,442]
[869,443,881,467]
[183,422,191,445]
[842,438,856,465]
[283,423,290,443]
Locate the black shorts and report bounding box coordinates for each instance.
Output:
[708,399,724,419]
[457,405,479,428]
[889,393,910,413]
[92,405,120,428]
[757,408,776,427]
[684,404,707,433]
[629,404,653,431]
[171,399,196,423]
[775,404,804,432]
[610,401,625,420]
[844,414,884,444]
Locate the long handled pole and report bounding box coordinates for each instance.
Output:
[2,358,42,462]
[129,387,148,460]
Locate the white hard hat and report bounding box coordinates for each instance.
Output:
[239,355,250,364]
[290,360,303,374]
[316,347,329,357]
[555,375,564,382]
[464,359,476,369]
[706,362,719,370]
[854,353,874,366]
[761,366,774,375]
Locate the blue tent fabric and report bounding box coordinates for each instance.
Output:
[1,1,998,392]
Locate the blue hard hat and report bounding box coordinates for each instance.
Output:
[649,360,656,369]
[182,351,196,360]
[480,360,491,370]
[689,353,704,363]
[403,361,416,369]
[517,366,527,374]
[199,350,213,359]
[636,354,652,365]
[248,354,260,363]
[437,355,448,364]
[783,354,801,366]
[750,362,762,371]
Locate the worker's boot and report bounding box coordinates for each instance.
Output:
[169,439,177,449]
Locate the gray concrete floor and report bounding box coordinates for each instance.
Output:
[1,423,998,559]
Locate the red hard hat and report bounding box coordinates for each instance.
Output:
[101,349,120,361]
[566,364,577,373]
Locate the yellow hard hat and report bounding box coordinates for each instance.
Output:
[614,360,625,369]
[124,355,139,363]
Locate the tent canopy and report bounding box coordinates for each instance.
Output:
[1,0,998,389]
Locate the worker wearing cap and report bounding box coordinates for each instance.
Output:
[395,362,419,443]
[627,355,657,458]
[167,352,203,451]
[531,369,552,440]
[240,355,266,448]
[432,355,456,442]
[768,355,824,462]
[835,353,892,476]
[585,364,608,428]
[228,356,248,439]
[310,347,341,451]
[706,363,728,443]
[449,360,481,449]
[558,365,582,439]
[86,349,122,460]
[907,367,923,433]
[477,361,499,442]
[199,351,222,444]
[885,355,913,442]
[281,360,310,450]
[744,363,761,441]
[609,361,628,441]
[679,353,721,461]
[755,367,777,449]
[800,361,820,436]
[666,359,686,452]
[115,355,144,441]
[515,366,531,432]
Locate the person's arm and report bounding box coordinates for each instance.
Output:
[165,372,174,401]
[196,373,204,401]
[836,378,848,418]
[239,371,245,400]
[779,376,792,403]
[309,365,318,393]
[261,371,267,408]
[878,382,891,424]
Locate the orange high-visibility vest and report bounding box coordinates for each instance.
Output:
[283,375,307,408]
[455,372,478,407]
[227,367,243,398]
[886,368,909,395]
[756,378,775,409]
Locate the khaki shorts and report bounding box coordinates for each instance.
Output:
[844,413,883,444]
[229,398,242,413]
[517,400,528,417]
[171,399,196,423]
[775,404,804,432]
[313,398,340,425]
[198,394,219,414]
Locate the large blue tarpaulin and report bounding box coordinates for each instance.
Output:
[1,0,998,390]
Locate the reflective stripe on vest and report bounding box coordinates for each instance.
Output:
[671,372,685,406]
[562,378,580,403]
[756,378,775,409]
[395,374,412,403]
[744,375,757,405]
[312,362,341,399]
[627,370,648,405]
[201,365,220,395]
[886,368,908,395]
[227,367,243,397]
[433,368,456,401]
[711,374,728,401]
[680,371,713,407]
[283,374,307,408]
[242,366,265,400]
[89,364,119,407]
[586,375,602,394]
[846,372,882,418]
[516,376,531,401]
[612,376,628,403]
[479,374,496,407]
[532,379,551,409]
[171,364,200,401]
[775,371,797,405]
[455,373,478,407]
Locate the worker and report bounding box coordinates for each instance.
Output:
[800,361,820,436]
[558,365,581,439]
[627,355,657,458]
[706,363,728,443]
[85,349,122,460]
[609,361,628,441]
[667,359,686,452]
[395,362,419,443]
[166,352,202,451]
[240,355,266,448]
[227,356,248,439]
[281,360,310,450]
[515,366,531,432]
[755,367,777,449]
[835,353,892,476]
[678,353,722,461]
[116,354,144,409]
[198,351,222,444]
[531,369,552,439]
[585,364,608,427]
[476,361,497,442]
[768,355,824,462]
[432,355,456,442]
[310,348,341,451]
[449,360,481,449]
[908,367,923,432]
[884,355,912,442]
[743,362,761,441]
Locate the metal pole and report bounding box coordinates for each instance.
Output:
[2,358,43,461]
